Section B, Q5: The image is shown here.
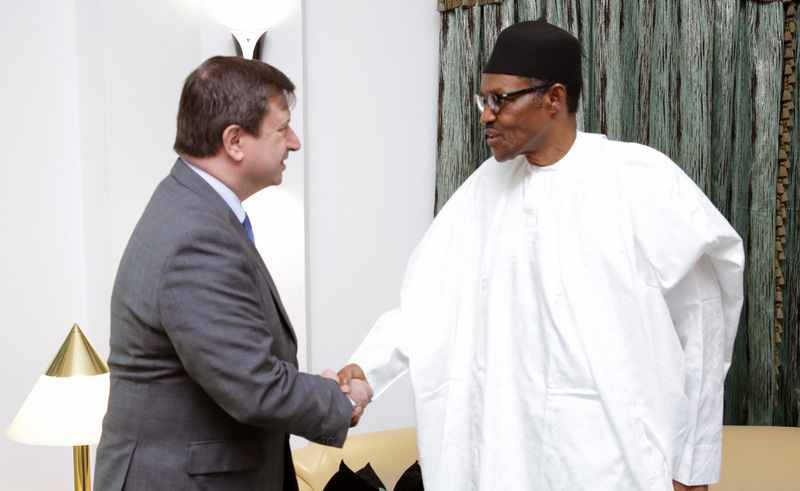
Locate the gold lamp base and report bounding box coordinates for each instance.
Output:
[73,445,91,491]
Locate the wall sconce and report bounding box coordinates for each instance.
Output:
[232,29,267,60]
[6,324,110,491]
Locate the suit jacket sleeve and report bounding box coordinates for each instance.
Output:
[159,219,351,446]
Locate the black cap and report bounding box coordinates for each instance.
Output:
[483,19,581,84]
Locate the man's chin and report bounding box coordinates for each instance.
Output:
[491,149,514,162]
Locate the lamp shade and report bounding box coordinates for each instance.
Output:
[6,324,110,446]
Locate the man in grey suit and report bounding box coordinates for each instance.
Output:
[95,56,371,490]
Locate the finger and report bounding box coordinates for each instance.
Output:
[350,405,363,427]
[337,367,352,388]
[339,364,368,384]
[321,369,337,382]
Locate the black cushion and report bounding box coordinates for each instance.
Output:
[394,461,424,491]
[323,461,386,491]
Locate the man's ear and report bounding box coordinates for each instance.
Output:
[222,124,246,162]
[545,83,568,113]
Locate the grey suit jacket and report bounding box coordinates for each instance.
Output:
[95,160,351,490]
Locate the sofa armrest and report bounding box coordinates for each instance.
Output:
[294,427,418,491]
[711,425,800,490]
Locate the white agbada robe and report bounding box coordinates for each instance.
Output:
[351,132,744,490]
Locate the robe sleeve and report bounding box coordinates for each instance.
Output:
[349,309,410,399]
[665,251,742,485]
[628,153,744,485]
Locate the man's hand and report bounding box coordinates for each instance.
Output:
[348,377,373,408]
[350,404,364,427]
[347,378,373,426]
[322,368,373,427]
[337,363,367,394]
[673,481,708,491]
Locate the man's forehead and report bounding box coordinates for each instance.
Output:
[480,73,530,92]
[267,93,290,110]
[266,94,292,122]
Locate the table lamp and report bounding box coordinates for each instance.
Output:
[6,323,110,491]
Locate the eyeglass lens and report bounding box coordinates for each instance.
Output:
[474,93,499,114]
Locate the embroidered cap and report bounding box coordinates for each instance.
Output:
[483,19,582,85]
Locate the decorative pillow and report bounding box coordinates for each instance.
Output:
[322,460,386,491]
[355,462,386,490]
[394,461,424,491]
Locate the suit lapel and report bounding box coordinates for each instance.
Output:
[170,159,298,346]
[230,212,298,346]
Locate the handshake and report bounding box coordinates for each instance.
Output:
[322,364,372,427]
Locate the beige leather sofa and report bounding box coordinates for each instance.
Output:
[294,425,800,491]
[294,427,418,491]
[711,425,800,490]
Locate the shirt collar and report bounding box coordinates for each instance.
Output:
[180,158,246,223]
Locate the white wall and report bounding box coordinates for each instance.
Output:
[0,2,88,489]
[304,1,440,433]
[0,0,438,488]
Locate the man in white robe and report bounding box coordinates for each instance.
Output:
[340,20,744,491]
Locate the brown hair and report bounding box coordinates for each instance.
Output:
[173,56,295,158]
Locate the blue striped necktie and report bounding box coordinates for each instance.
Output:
[242,214,255,244]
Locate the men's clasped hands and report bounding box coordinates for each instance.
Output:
[321,366,372,427]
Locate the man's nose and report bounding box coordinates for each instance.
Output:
[287,126,301,151]
[480,106,496,124]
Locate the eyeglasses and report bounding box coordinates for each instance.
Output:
[474,84,553,115]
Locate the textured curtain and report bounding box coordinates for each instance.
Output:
[435,1,799,426]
